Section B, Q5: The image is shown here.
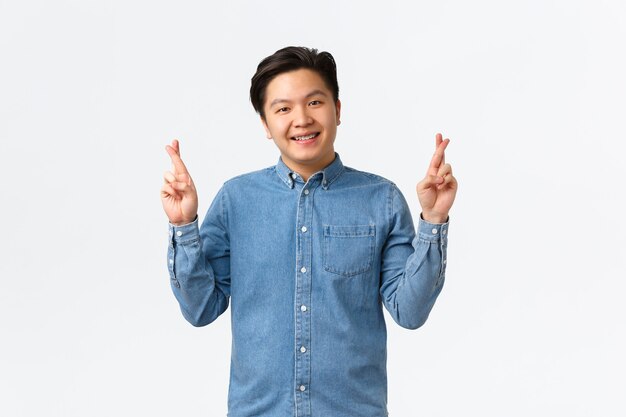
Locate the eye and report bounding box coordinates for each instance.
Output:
[308,100,321,106]
[277,107,289,113]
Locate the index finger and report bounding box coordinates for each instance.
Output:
[165,139,189,175]
[428,134,449,175]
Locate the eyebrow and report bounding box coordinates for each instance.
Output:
[269,89,329,108]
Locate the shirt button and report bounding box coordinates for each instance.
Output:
[291,173,297,179]
[304,189,309,195]
[300,267,307,273]
[301,226,307,233]
[169,259,174,264]
[300,305,307,312]
[299,385,306,392]
[431,228,438,234]
[176,231,183,237]
[300,346,307,353]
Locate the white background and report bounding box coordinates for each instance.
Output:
[1,1,625,416]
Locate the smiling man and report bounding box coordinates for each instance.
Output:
[259,68,340,181]
[161,46,457,417]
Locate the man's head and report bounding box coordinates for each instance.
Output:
[251,47,342,181]
[250,46,339,120]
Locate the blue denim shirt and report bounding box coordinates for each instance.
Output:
[167,154,448,417]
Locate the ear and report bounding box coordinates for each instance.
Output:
[260,116,272,139]
[335,99,342,125]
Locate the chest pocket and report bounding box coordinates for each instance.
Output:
[323,225,376,276]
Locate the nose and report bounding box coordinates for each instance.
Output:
[293,105,313,127]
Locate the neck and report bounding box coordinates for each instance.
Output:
[284,153,336,183]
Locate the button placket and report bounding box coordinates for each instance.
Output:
[438,227,447,284]
[167,231,177,283]
[294,178,315,415]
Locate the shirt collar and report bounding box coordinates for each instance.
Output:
[275,153,344,190]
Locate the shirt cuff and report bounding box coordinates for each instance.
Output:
[418,214,449,241]
[168,216,200,244]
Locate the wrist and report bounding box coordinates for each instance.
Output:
[171,214,198,227]
[421,212,448,224]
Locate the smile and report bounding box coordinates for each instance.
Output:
[291,132,320,141]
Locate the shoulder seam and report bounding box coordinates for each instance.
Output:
[341,166,396,186]
[222,166,275,186]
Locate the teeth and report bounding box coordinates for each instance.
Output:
[294,133,317,141]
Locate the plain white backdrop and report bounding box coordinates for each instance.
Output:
[1,0,625,416]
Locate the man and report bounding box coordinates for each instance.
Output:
[161,46,457,417]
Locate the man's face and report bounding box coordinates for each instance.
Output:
[261,68,341,179]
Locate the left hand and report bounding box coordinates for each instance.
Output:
[416,133,458,223]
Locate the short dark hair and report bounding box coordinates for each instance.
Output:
[250,46,339,119]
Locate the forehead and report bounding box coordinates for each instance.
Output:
[264,69,330,104]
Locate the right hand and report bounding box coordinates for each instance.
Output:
[161,139,198,226]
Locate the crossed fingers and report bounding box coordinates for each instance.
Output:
[426,133,455,190]
[163,139,194,198]
[428,133,448,175]
[166,139,190,175]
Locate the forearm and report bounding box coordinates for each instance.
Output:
[382,216,448,329]
[168,218,229,327]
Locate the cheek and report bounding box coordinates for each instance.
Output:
[324,111,338,124]
[271,120,290,136]
[324,115,338,131]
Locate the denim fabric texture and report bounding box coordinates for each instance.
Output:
[167,154,448,417]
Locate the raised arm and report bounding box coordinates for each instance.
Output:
[162,140,230,326]
[380,133,458,329]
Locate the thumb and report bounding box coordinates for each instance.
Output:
[177,172,194,186]
[417,175,444,192]
[171,179,196,197]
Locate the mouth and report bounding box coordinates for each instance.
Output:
[291,132,320,142]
